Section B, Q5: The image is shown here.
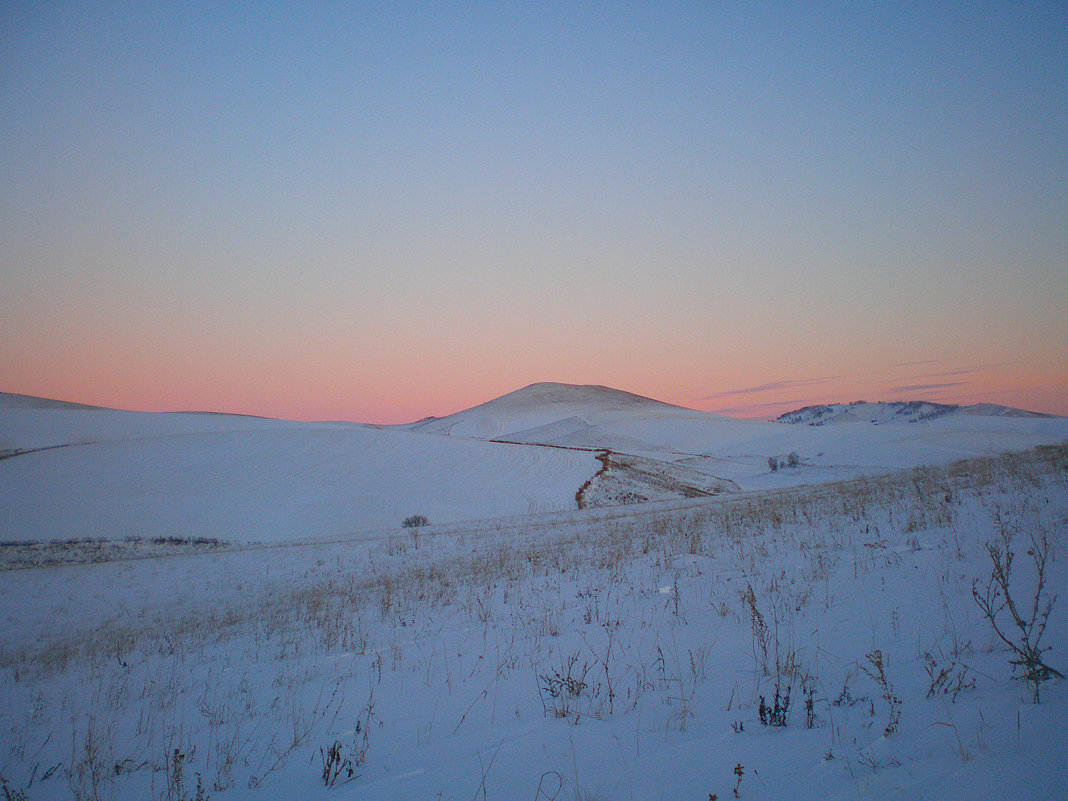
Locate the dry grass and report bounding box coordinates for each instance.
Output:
[5,443,1065,679]
[1,442,1065,799]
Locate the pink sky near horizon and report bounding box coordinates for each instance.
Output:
[3,333,1065,424]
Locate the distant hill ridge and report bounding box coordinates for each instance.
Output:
[4,385,1058,427]
[776,400,1056,426]
[0,392,105,411]
[0,391,271,419]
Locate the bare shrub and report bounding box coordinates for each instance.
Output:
[758,684,790,727]
[861,649,901,736]
[972,530,1062,702]
[538,653,592,722]
[741,584,770,675]
[1,774,29,801]
[923,652,975,702]
[164,748,209,801]
[67,714,115,801]
[319,741,356,787]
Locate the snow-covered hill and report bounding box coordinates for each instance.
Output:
[3,385,1067,545]
[776,400,1055,426]
[410,383,1068,493]
[407,382,701,440]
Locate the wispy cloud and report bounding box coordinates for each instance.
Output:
[702,376,837,400]
[877,360,1020,386]
[890,358,948,369]
[917,367,982,379]
[710,395,828,418]
[890,381,968,393]
[915,361,1019,380]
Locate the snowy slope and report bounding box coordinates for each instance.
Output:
[0,399,599,544]
[412,384,1068,491]
[0,393,285,454]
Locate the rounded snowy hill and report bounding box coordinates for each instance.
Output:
[407,382,715,441]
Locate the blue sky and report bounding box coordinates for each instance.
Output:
[2,2,1066,420]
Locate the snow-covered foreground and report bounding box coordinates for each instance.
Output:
[2,441,1067,800]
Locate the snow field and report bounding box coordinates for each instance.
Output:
[0,412,599,544]
[2,444,1066,800]
[5,386,1068,551]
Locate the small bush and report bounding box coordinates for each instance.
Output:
[1,773,29,801]
[539,653,592,721]
[923,652,975,701]
[742,584,770,674]
[758,684,791,727]
[319,741,356,787]
[972,531,1062,702]
[862,649,901,735]
[165,748,210,801]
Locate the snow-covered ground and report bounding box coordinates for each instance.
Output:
[1,384,1066,800]
[0,399,599,544]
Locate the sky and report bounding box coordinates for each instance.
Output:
[2,1,1066,423]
